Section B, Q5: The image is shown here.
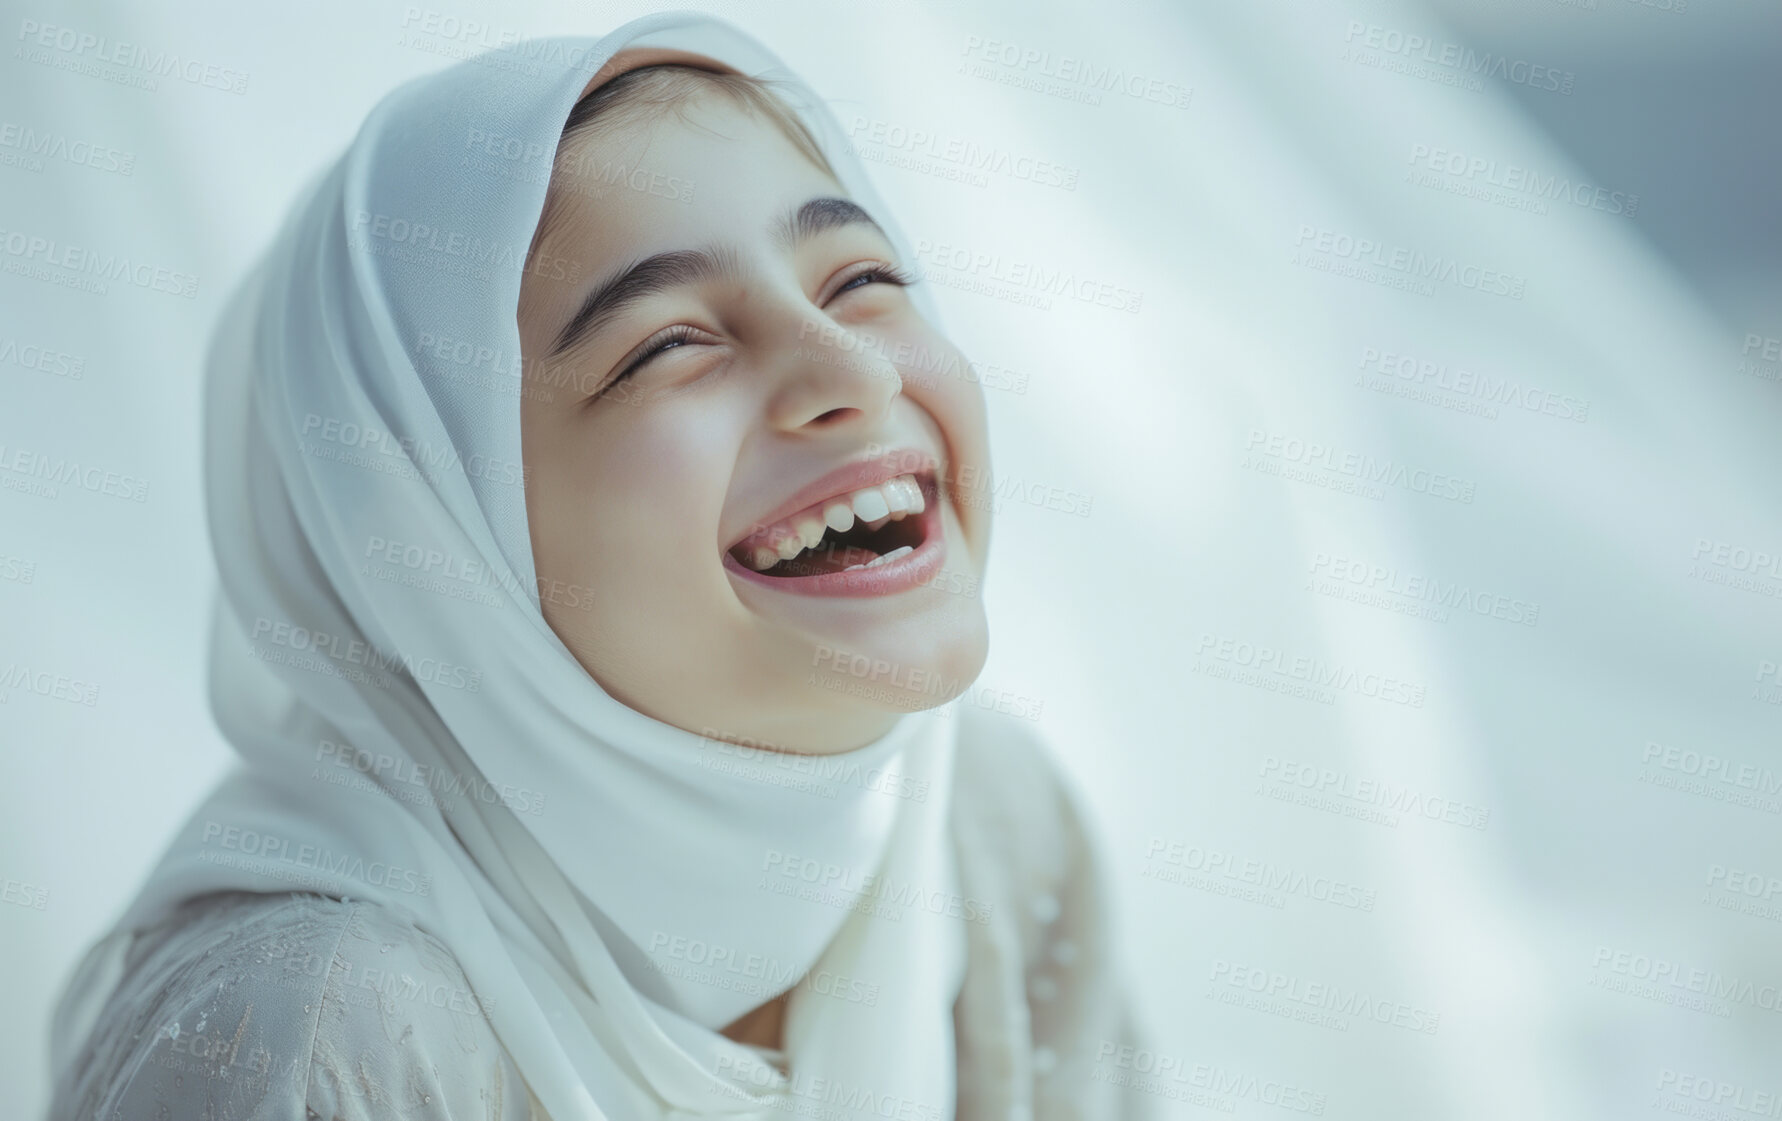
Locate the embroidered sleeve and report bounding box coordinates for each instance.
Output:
[46,892,536,1121]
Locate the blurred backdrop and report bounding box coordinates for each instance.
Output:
[4,0,1782,1116]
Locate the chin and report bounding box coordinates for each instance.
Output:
[798,600,991,720]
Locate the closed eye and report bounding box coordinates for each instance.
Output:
[592,261,919,402]
[831,262,917,299]
[586,324,702,404]
[618,324,698,379]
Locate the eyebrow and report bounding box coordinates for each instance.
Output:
[547,196,889,360]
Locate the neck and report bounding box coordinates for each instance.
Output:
[720,991,788,1050]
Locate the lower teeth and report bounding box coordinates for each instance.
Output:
[844,545,914,572]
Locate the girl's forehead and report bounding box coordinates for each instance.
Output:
[556,93,798,171]
[539,103,839,251]
[519,100,851,343]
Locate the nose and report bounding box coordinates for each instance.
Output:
[764,311,903,434]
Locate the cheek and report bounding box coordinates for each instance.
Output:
[891,328,993,546]
[897,322,990,441]
[537,408,738,601]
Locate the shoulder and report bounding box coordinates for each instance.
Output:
[949,705,1083,891]
[949,708,1161,1120]
[948,706,1108,966]
[49,891,536,1121]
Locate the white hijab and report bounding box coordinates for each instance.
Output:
[49,12,967,1120]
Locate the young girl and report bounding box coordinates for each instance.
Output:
[45,12,1151,1120]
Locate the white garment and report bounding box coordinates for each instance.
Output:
[46,707,1160,1121]
[46,12,968,1121]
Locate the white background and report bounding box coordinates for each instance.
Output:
[4,0,1782,1116]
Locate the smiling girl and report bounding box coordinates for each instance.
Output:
[46,13,1151,1121]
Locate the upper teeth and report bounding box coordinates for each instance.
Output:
[737,474,926,571]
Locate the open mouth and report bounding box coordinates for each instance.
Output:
[726,470,938,579]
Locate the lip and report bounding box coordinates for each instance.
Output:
[721,476,947,598]
[723,447,941,552]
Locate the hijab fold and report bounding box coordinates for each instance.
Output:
[49,12,966,1119]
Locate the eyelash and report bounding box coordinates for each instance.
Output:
[836,262,917,295]
[600,263,918,396]
[613,324,698,384]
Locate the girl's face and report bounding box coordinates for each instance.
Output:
[516,92,991,754]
